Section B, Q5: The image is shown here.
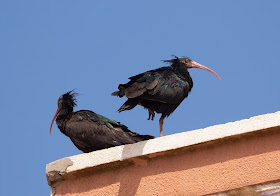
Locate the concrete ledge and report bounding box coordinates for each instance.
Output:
[46,111,280,195]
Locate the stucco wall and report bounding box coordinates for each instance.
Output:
[46,111,280,196]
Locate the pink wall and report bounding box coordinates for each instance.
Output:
[55,127,280,195]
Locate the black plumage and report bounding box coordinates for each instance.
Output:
[50,91,154,153]
[112,56,221,136]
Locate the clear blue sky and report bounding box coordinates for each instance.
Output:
[1,1,280,195]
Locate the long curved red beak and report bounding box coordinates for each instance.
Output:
[50,108,60,135]
[191,61,221,81]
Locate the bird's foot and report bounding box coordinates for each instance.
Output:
[147,110,155,121]
[151,112,155,121]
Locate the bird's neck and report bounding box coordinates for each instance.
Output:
[171,64,193,88]
[56,109,73,134]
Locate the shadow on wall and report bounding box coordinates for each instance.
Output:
[55,127,280,196]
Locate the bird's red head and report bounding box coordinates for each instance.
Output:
[164,56,221,81]
[179,57,221,80]
[49,90,77,134]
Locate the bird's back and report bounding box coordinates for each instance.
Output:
[62,110,154,153]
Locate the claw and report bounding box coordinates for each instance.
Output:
[148,112,151,120]
[151,112,155,121]
[147,109,155,121]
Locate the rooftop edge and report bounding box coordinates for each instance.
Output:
[46,111,280,187]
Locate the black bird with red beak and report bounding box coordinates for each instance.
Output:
[112,56,221,137]
[50,91,154,153]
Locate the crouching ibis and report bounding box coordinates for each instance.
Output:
[112,56,221,137]
[50,91,154,153]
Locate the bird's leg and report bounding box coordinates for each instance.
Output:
[151,111,155,121]
[147,109,155,121]
[159,115,164,137]
[147,111,151,120]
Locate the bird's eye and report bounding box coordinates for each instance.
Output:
[185,59,189,64]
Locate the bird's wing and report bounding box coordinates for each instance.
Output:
[77,111,120,129]
[65,111,153,152]
[120,67,191,104]
[82,111,153,140]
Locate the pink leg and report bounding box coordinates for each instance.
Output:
[159,115,164,137]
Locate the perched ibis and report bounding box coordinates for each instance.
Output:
[50,91,154,153]
[112,56,221,137]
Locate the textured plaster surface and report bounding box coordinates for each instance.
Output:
[46,157,73,186]
[45,111,280,195]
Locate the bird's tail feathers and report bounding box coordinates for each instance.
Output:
[111,91,120,96]
[118,99,139,112]
[123,127,154,141]
[134,134,154,141]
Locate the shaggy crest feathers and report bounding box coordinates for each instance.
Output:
[60,90,78,109]
[162,55,191,65]
[162,55,179,63]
